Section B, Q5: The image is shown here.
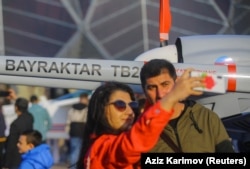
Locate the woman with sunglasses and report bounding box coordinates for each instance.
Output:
[76,68,205,169]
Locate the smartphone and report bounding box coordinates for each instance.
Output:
[190,71,226,94]
[0,91,10,97]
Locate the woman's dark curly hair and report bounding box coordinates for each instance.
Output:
[76,81,137,169]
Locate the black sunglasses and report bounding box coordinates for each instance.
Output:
[108,100,138,112]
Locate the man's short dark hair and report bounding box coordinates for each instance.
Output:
[79,93,88,99]
[15,97,29,113]
[140,59,177,91]
[21,130,42,147]
[30,95,38,103]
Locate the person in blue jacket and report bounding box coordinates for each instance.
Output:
[17,129,54,169]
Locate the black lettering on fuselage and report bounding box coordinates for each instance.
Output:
[6,59,15,70]
[92,64,101,75]
[5,59,102,76]
[49,62,59,73]
[16,60,27,71]
[38,61,47,72]
[27,60,37,72]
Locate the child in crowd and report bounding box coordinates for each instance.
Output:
[17,130,54,169]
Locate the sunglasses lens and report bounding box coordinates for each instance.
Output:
[111,100,138,112]
[129,101,139,109]
[113,100,126,111]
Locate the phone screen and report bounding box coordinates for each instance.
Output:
[0,91,10,97]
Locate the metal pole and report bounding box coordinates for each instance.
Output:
[0,0,5,55]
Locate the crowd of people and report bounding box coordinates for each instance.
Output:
[0,59,235,169]
[0,88,91,169]
[0,91,54,169]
